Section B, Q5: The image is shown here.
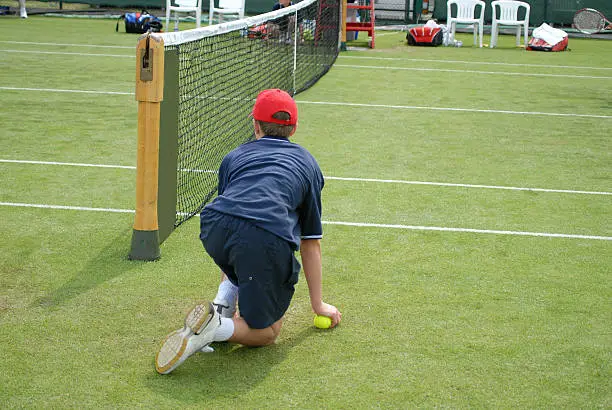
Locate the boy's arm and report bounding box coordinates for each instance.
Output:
[300,238,342,327]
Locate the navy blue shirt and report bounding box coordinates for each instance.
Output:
[272,1,292,11]
[204,135,324,250]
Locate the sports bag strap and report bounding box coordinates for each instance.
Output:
[115,14,125,32]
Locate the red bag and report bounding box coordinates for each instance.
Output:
[527,37,568,52]
[526,23,568,52]
[407,26,443,46]
[247,24,269,39]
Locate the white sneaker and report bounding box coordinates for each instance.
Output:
[155,301,220,374]
[19,9,27,18]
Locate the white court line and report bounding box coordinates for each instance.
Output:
[0,40,133,49]
[0,159,137,169]
[4,48,609,79]
[2,49,133,58]
[370,31,397,37]
[4,44,611,78]
[334,64,612,80]
[339,55,612,71]
[1,201,610,241]
[1,87,610,119]
[0,202,134,213]
[0,87,132,95]
[2,40,609,71]
[325,176,612,196]
[323,221,612,241]
[1,159,610,196]
[299,100,612,119]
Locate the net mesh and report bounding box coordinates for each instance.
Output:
[159,0,340,230]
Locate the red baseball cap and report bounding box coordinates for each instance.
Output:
[251,89,298,126]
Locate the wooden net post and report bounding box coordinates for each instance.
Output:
[341,0,348,50]
[129,33,164,261]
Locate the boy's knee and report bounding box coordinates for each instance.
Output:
[254,320,282,346]
[258,327,279,346]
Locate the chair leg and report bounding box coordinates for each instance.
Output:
[490,21,496,48]
[174,12,179,31]
[473,25,477,46]
[165,9,170,32]
[524,22,528,48]
[515,26,520,46]
[196,9,201,27]
[479,23,483,48]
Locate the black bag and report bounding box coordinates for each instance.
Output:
[116,10,163,34]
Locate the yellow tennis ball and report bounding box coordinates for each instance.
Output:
[313,315,332,329]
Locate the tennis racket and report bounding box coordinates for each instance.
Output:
[573,8,612,34]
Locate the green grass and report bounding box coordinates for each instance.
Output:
[0,0,94,11]
[1,15,611,408]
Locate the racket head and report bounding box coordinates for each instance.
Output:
[573,8,607,34]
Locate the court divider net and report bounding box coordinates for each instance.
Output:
[130,0,340,260]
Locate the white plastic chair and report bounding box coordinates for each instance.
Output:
[490,0,530,48]
[166,0,202,31]
[209,0,245,25]
[447,0,485,48]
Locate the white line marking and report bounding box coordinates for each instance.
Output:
[334,64,612,80]
[1,159,610,196]
[339,55,612,71]
[322,221,612,241]
[1,87,609,119]
[299,100,612,119]
[4,48,609,79]
[0,202,134,213]
[0,202,609,241]
[0,159,136,169]
[0,87,132,95]
[2,40,608,72]
[0,159,216,174]
[0,40,133,49]
[325,176,612,196]
[1,49,133,58]
[371,31,397,37]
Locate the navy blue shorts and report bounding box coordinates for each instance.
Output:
[199,209,301,329]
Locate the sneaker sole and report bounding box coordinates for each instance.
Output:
[155,302,214,374]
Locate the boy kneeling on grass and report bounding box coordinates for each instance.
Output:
[155,89,342,375]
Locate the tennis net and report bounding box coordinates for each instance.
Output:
[130,0,340,260]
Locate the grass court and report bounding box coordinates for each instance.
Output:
[0,14,610,408]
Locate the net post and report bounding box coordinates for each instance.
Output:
[129,32,165,261]
[340,0,347,51]
[293,10,298,93]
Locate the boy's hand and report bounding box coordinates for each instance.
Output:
[313,302,342,328]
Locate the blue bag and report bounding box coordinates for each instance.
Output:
[116,10,163,33]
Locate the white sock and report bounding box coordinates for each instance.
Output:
[213,317,235,342]
[214,280,238,310]
[18,0,26,17]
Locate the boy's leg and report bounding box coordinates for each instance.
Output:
[213,273,238,318]
[18,0,27,18]
[155,301,221,374]
[200,212,295,346]
[227,317,283,347]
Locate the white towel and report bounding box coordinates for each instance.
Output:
[532,23,567,46]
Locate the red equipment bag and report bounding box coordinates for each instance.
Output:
[527,36,568,52]
[526,23,568,52]
[247,24,269,39]
[407,25,443,46]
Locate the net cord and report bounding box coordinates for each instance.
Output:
[154,0,317,46]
